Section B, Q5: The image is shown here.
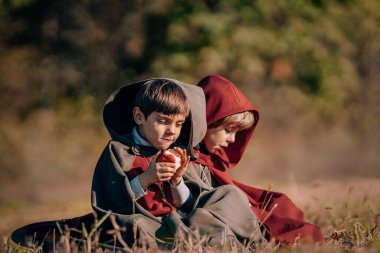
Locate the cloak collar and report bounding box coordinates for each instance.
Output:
[122,132,161,157]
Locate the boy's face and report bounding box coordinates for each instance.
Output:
[133,107,186,150]
[203,124,238,154]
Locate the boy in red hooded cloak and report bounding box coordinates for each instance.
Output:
[195,74,324,246]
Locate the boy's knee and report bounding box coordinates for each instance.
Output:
[219,184,246,198]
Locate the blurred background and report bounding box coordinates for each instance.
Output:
[1,0,379,234]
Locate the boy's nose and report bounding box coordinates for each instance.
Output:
[166,124,176,134]
[227,133,236,143]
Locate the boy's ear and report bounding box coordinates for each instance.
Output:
[133,107,145,125]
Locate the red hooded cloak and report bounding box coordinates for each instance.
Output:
[196,74,324,245]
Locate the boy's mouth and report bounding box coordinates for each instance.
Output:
[215,144,229,150]
[161,137,174,142]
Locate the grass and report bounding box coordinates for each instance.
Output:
[2,179,379,252]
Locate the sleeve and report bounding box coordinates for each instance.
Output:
[170,178,193,208]
[130,177,147,200]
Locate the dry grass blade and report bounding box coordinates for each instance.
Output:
[106,214,129,251]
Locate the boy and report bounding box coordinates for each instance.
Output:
[128,79,192,212]
[91,78,204,244]
[91,77,262,249]
[195,74,324,246]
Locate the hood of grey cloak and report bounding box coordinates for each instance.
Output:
[103,78,207,158]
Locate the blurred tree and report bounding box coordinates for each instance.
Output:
[1,0,380,181]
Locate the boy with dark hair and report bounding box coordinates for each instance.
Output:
[92,79,201,237]
[131,79,192,204]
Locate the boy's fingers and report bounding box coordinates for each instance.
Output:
[158,167,175,174]
[157,164,176,172]
[159,173,173,181]
[160,172,174,177]
[179,148,187,160]
[157,162,177,168]
[173,147,186,158]
[173,147,182,153]
[185,155,190,165]
[181,155,190,168]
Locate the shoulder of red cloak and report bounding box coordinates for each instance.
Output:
[195,152,237,186]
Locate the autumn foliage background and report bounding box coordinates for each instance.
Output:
[0,0,379,239]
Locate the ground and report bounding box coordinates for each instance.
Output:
[1,176,379,251]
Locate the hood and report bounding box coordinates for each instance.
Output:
[197,74,259,167]
[103,78,207,157]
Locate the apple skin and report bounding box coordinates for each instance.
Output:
[158,149,182,170]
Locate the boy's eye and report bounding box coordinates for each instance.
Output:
[176,122,184,127]
[158,119,167,124]
[225,127,237,134]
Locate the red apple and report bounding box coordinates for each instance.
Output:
[158,149,182,170]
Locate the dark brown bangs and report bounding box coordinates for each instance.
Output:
[134,80,189,118]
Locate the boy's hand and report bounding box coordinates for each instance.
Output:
[170,147,190,186]
[139,155,177,189]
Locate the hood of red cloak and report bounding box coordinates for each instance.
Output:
[196,74,259,168]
